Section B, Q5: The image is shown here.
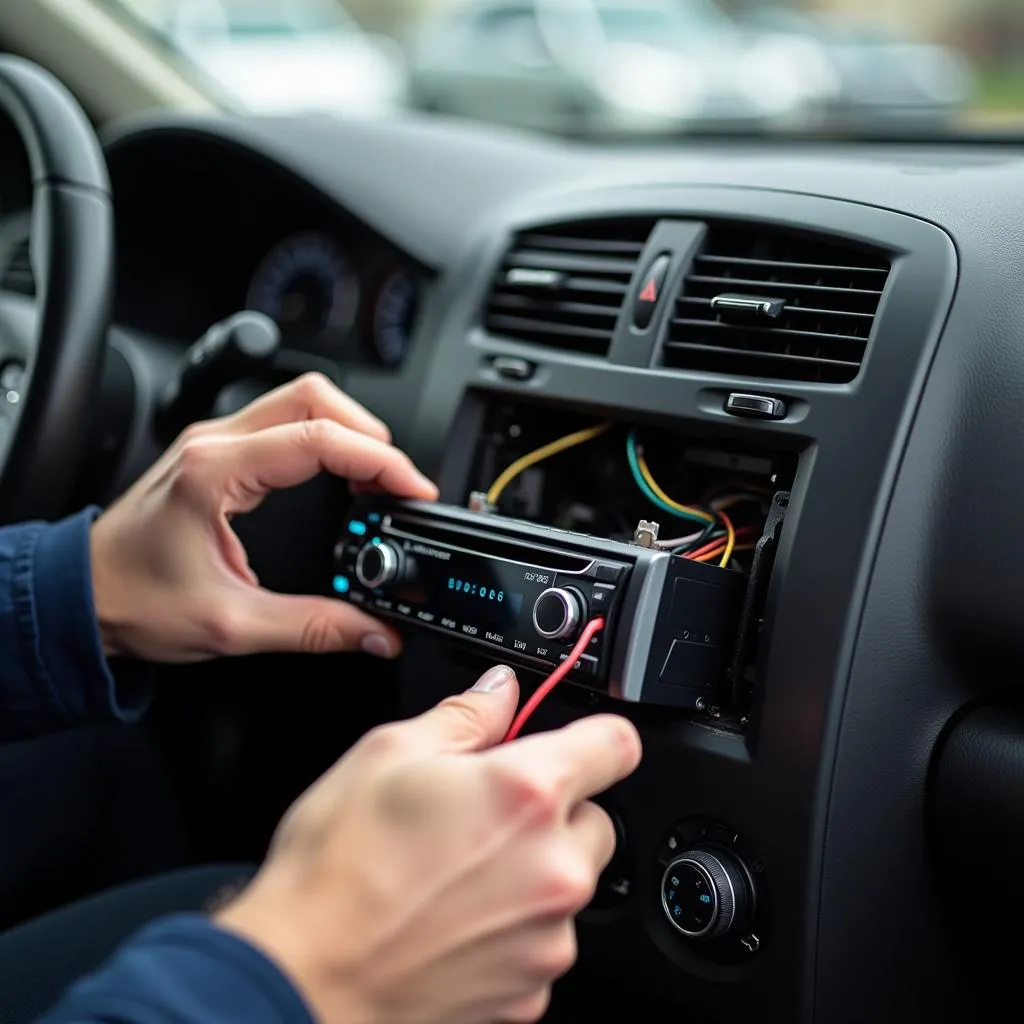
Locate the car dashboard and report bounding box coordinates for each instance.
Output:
[8,110,1024,1022]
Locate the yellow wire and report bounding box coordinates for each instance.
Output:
[486,422,611,505]
[635,451,713,523]
[716,510,737,568]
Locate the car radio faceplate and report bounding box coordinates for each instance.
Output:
[331,499,744,710]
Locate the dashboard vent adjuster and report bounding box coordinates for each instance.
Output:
[1,238,34,297]
[664,224,891,384]
[484,219,655,356]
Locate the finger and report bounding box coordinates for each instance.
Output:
[400,665,520,753]
[497,715,642,809]
[192,419,437,512]
[219,590,403,657]
[225,373,391,443]
[568,800,617,875]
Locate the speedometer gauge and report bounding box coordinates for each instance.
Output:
[372,269,418,367]
[247,233,359,345]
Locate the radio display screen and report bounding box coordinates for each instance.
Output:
[439,576,524,625]
[393,551,526,632]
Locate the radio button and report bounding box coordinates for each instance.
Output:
[355,541,401,589]
[590,584,616,611]
[532,587,584,641]
[593,564,624,583]
[559,653,599,676]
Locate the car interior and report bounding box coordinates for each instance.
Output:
[1,1,1023,1021]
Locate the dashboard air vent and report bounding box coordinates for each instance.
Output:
[484,219,655,356]
[1,237,34,297]
[664,224,891,384]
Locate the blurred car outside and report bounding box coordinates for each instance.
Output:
[405,0,837,136]
[123,0,408,115]
[736,6,976,130]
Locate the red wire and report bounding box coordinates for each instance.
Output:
[685,525,755,561]
[503,617,606,743]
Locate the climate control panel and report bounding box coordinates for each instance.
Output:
[656,818,766,962]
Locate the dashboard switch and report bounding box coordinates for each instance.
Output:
[632,253,671,330]
[724,393,787,420]
[492,356,536,382]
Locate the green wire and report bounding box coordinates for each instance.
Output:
[626,431,709,525]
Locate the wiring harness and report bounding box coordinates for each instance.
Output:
[484,423,767,570]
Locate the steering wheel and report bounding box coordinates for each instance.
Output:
[0,56,113,524]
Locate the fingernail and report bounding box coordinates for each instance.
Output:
[361,634,395,659]
[472,665,514,692]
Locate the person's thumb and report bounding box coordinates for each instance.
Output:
[409,665,520,754]
[225,590,403,658]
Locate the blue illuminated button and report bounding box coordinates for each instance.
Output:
[367,513,381,523]
[660,859,716,937]
[332,575,351,594]
[347,520,367,537]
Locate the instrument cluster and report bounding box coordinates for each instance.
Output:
[245,229,422,369]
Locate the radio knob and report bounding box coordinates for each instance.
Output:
[532,587,583,641]
[355,541,401,589]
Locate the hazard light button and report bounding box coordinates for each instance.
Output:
[632,253,671,330]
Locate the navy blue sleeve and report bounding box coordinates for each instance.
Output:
[0,507,151,741]
[40,915,316,1024]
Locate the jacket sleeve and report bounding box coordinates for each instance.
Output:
[0,507,151,741]
[39,915,316,1024]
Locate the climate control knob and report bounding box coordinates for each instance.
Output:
[355,541,402,589]
[661,847,754,941]
[532,587,584,641]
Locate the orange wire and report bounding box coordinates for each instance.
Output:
[692,542,756,564]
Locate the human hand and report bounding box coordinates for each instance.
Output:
[215,666,642,1024]
[89,373,437,663]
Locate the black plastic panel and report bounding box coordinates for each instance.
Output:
[101,117,1024,1022]
[387,186,955,1022]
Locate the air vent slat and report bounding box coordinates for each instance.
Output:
[486,315,613,342]
[663,341,861,371]
[503,250,639,277]
[484,218,655,356]
[489,294,622,320]
[672,318,867,346]
[663,224,891,385]
[686,275,884,299]
[697,254,888,276]
[517,233,646,256]
[678,297,875,321]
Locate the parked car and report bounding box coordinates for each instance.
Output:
[143,0,407,115]
[406,0,832,135]
[737,6,975,130]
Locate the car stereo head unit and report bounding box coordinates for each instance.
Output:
[330,498,745,710]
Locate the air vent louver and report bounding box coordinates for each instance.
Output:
[484,219,655,356]
[1,238,34,297]
[664,224,891,384]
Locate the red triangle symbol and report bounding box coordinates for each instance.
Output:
[639,278,658,303]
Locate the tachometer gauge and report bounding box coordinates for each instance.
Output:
[247,233,359,345]
[372,269,418,367]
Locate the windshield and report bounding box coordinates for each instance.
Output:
[595,4,734,44]
[102,0,1022,137]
